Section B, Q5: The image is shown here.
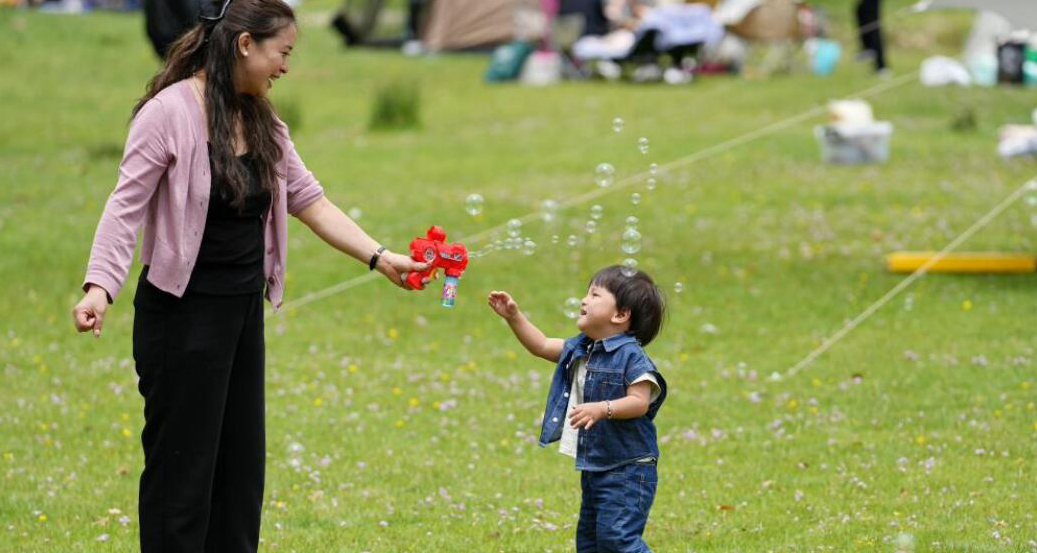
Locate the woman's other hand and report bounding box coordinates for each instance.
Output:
[72,284,111,337]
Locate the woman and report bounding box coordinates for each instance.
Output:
[71,0,427,550]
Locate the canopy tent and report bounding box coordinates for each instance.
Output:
[421,0,542,51]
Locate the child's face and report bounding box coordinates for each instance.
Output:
[576,283,628,338]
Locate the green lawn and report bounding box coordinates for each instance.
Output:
[1,2,1036,551]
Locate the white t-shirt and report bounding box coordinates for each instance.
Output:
[559,356,661,458]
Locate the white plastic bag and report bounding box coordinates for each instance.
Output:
[920,55,972,86]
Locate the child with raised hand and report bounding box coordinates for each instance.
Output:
[488,265,667,553]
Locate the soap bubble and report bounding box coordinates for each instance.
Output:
[493,239,504,250]
[551,235,560,244]
[638,137,649,155]
[649,163,658,175]
[630,192,641,205]
[563,297,581,319]
[585,220,597,233]
[540,199,558,222]
[507,218,522,238]
[621,228,642,254]
[523,240,537,255]
[625,215,639,230]
[621,257,638,277]
[465,193,484,216]
[612,117,624,133]
[674,282,684,293]
[594,163,615,187]
[1027,194,1037,207]
[590,204,604,220]
[347,207,363,220]
[567,234,579,247]
[646,177,656,191]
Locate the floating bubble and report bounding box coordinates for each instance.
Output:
[649,163,658,175]
[507,218,522,238]
[630,192,641,205]
[621,228,642,254]
[540,199,558,222]
[585,220,598,233]
[612,117,624,133]
[621,257,638,276]
[590,204,604,220]
[563,297,581,319]
[1027,194,1037,207]
[595,163,615,187]
[493,239,504,250]
[646,177,656,191]
[551,235,560,244]
[567,234,579,247]
[523,240,537,255]
[465,193,484,216]
[347,207,363,220]
[625,215,639,230]
[638,137,649,155]
[674,282,684,293]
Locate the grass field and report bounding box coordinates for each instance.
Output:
[1,1,1036,551]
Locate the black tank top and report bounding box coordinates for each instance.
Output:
[186,147,271,294]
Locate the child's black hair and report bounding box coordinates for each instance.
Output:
[589,265,665,346]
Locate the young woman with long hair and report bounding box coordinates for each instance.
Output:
[71,0,428,550]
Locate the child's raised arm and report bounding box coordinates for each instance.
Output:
[487,290,564,362]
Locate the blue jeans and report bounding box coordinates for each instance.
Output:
[576,462,657,553]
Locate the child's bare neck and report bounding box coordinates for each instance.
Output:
[586,323,630,342]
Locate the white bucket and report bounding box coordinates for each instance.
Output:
[814,121,893,164]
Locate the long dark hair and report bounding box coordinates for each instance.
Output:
[133,0,295,209]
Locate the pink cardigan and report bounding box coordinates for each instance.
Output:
[83,79,324,309]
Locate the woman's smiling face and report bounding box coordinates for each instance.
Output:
[234,23,296,96]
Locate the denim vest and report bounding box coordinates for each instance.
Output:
[538,332,667,471]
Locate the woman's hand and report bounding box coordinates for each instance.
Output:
[569,401,608,430]
[72,284,110,337]
[375,250,430,290]
[487,290,520,321]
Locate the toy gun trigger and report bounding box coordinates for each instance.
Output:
[406,269,429,290]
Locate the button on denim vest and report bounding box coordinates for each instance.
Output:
[538,332,667,471]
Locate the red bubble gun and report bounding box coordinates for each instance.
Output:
[406,225,469,307]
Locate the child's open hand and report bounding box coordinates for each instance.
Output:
[487,290,519,321]
[569,401,607,430]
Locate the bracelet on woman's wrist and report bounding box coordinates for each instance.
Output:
[605,400,614,419]
[368,245,386,271]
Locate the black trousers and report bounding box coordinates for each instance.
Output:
[855,0,886,70]
[133,274,266,553]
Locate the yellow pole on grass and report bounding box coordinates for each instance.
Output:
[886,252,1036,274]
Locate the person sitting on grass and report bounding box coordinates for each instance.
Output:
[487,265,667,552]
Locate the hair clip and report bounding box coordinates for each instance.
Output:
[199,0,233,23]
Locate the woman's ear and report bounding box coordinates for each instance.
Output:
[237,32,253,58]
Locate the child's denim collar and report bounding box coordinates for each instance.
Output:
[574,331,639,353]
